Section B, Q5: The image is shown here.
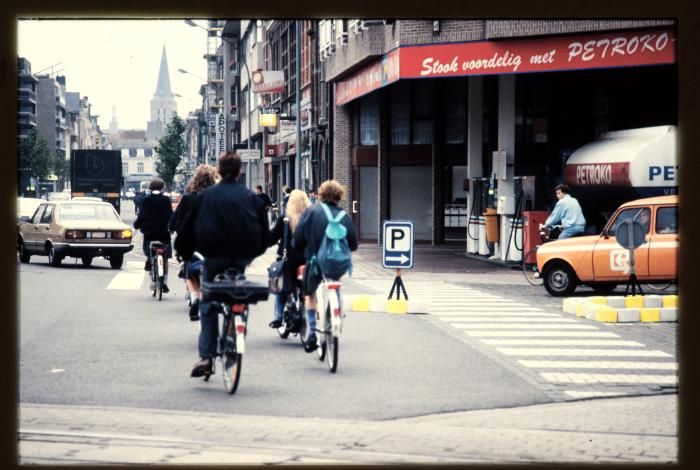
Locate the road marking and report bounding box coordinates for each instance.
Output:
[453,324,599,330]
[465,331,620,337]
[432,307,546,312]
[518,360,677,370]
[497,348,673,357]
[441,317,578,323]
[541,372,677,385]
[483,339,646,346]
[564,391,627,398]
[107,261,146,290]
[433,311,561,317]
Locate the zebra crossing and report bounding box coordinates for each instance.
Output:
[352,278,677,399]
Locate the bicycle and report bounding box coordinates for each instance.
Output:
[198,253,269,394]
[522,226,561,286]
[149,241,169,300]
[275,265,308,347]
[312,277,344,373]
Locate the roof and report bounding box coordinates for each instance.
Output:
[619,195,678,208]
[154,46,174,98]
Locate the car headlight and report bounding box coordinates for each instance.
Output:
[121,229,132,239]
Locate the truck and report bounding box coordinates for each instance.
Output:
[70,149,123,213]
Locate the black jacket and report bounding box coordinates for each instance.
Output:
[268,218,305,292]
[169,192,195,233]
[134,191,173,240]
[293,202,358,260]
[257,192,273,211]
[181,179,269,260]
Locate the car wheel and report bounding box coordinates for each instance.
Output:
[48,245,62,267]
[110,254,124,269]
[81,256,93,267]
[18,239,31,264]
[543,262,577,296]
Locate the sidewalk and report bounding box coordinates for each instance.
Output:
[17,394,677,464]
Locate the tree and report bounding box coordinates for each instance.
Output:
[53,149,70,190]
[155,113,186,190]
[18,128,53,195]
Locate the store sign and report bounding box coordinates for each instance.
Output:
[279,120,296,143]
[216,113,226,154]
[564,162,631,187]
[237,149,262,161]
[335,28,676,106]
[252,71,285,94]
[208,115,217,148]
[261,106,280,114]
[260,113,278,127]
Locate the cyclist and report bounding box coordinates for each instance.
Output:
[175,151,269,378]
[267,189,310,329]
[170,164,217,321]
[134,178,173,292]
[540,184,586,240]
[293,180,358,352]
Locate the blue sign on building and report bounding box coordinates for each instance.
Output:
[382,221,414,269]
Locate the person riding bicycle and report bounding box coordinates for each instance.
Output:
[267,189,310,330]
[170,164,217,321]
[540,184,586,240]
[134,178,173,292]
[293,180,358,353]
[175,151,269,378]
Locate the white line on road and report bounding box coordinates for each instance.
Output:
[452,324,599,330]
[431,307,546,312]
[465,331,620,338]
[482,339,646,346]
[107,262,146,290]
[540,372,677,385]
[433,311,560,317]
[518,360,678,370]
[440,317,578,323]
[497,348,673,357]
[564,391,628,398]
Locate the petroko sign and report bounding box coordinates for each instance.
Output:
[335,28,676,105]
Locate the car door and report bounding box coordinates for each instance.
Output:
[25,204,47,251]
[35,204,55,252]
[648,205,678,279]
[592,206,651,280]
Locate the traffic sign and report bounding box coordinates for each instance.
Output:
[260,106,280,114]
[237,149,261,161]
[615,219,646,250]
[382,221,414,269]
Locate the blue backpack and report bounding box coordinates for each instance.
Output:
[315,203,352,280]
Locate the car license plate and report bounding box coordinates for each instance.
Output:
[90,232,106,239]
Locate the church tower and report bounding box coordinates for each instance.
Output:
[108,105,119,137]
[146,46,177,140]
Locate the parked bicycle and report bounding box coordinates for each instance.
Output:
[198,252,269,394]
[149,241,169,300]
[522,225,561,286]
[312,277,344,373]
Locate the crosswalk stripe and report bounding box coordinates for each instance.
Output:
[433,311,560,317]
[518,360,677,370]
[466,331,620,337]
[540,372,677,384]
[483,339,644,346]
[107,272,145,290]
[564,391,628,398]
[431,301,527,306]
[440,317,577,323]
[433,307,546,311]
[453,324,598,330]
[497,348,672,357]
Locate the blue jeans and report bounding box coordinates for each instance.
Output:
[558,225,585,239]
[198,300,220,359]
[274,293,287,322]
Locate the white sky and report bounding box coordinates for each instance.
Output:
[18,19,212,130]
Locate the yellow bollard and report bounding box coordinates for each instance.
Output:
[595,307,618,323]
[352,296,371,312]
[588,296,608,305]
[662,295,678,308]
[640,308,661,323]
[386,299,408,314]
[625,295,645,308]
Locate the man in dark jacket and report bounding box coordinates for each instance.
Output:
[294,179,357,352]
[255,185,273,212]
[178,151,269,378]
[134,178,173,291]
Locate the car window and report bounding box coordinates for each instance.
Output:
[655,206,678,234]
[59,203,120,221]
[607,207,651,236]
[31,204,46,224]
[40,205,54,223]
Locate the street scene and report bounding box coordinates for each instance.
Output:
[16,18,678,464]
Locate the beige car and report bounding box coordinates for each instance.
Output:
[17,200,134,268]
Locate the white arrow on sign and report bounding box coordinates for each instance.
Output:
[386,254,409,264]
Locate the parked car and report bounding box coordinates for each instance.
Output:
[17,197,44,224]
[536,195,678,296]
[17,199,134,268]
[48,192,71,201]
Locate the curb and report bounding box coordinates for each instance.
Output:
[563,295,678,323]
[343,295,429,315]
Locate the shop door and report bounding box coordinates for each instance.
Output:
[593,206,651,280]
[359,166,378,241]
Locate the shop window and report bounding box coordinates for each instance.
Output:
[360,93,379,145]
[445,80,466,144]
[412,81,432,145]
[391,82,410,145]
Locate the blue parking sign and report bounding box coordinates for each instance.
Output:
[382,221,414,269]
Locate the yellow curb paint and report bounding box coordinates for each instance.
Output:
[386,299,408,314]
[595,307,618,323]
[625,296,645,308]
[663,295,678,308]
[640,308,661,323]
[352,296,371,312]
[588,296,608,305]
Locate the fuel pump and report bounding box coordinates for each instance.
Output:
[467,178,493,255]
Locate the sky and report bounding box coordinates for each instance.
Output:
[18,19,213,130]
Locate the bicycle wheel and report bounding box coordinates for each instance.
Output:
[523,248,543,286]
[222,316,243,394]
[150,259,157,297]
[325,306,339,373]
[156,255,163,301]
[316,308,326,361]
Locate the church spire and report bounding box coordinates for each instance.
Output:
[154,45,173,98]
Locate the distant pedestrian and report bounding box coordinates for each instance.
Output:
[280,185,292,216]
[255,185,273,212]
[540,184,586,239]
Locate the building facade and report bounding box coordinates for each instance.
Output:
[17,58,39,195]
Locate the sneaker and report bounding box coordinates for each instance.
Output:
[269,319,283,329]
[144,260,151,271]
[190,357,213,377]
[161,284,170,293]
[189,299,200,322]
[304,335,318,353]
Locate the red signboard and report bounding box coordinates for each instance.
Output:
[335,28,675,106]
[564,162,631,187]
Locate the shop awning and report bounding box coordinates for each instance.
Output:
[563,125,677,188]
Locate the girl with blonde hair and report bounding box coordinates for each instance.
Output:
[266,189,311,329]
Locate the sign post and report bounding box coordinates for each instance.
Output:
[615,219,646,295]
[382,221,414,300]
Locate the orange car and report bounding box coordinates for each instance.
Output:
[536,195,678,296]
